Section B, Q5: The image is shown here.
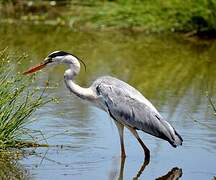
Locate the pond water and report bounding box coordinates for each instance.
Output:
[1,24,216,180]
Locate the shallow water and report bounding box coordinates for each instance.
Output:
[1,24,216,180]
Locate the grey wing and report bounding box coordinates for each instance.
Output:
[94,77,183,147]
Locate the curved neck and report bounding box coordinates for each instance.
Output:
[64,64,95,101]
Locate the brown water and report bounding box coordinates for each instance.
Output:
[0,24,216,180]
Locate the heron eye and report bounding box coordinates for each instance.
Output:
[44,57,53,64]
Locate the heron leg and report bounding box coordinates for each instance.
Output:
[127,127,150,162]
[118,155,126,180]
[114,121,126,158]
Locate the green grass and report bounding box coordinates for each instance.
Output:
[0,50,51,148]
[67,0,216,35]
[1,0,216,36]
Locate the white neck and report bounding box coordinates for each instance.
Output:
[63,60,95,101]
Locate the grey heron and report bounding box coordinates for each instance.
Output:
[24,51,183,160]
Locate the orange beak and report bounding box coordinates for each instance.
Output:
[23,63,46,75]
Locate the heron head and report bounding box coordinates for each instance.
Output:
[23,51,86,75]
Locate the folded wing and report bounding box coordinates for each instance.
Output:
[95,77,183,147]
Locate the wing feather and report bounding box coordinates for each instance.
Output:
[94,76,182,147]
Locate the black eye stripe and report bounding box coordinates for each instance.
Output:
[48,51,70,58]
[47,51,87,72]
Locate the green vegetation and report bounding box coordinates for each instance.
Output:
[68,0,216,36]
[0,150,29,179]
[0,50,51,148]
[0,0,216,36]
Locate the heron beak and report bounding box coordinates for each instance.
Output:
[23,62,47,75]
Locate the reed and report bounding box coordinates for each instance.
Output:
[0,50,51,148]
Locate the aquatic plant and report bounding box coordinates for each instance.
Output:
[0,150,29,179]
[0,50,51,148]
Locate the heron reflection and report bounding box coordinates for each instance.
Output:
[110,156,182,180]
